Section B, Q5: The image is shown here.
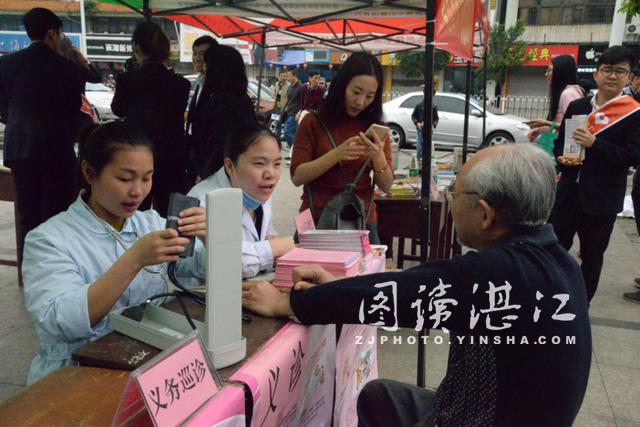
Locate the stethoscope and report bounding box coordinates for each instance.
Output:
[80,192,252,324]
[79,193,171,294]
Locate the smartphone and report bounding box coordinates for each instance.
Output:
[365,123,390,140]
[166,193,201,258]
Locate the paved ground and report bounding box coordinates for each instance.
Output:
[0,148,638,426]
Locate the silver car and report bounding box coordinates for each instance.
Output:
[383,91,530,150]
[85,83,118,122]
[85,82,116,122]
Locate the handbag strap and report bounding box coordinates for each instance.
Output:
[306,112,374,223]
[313,112,369,189]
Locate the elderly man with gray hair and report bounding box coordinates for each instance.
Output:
[243,144,591,427]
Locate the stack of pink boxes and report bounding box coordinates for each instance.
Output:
[273,247,361,288]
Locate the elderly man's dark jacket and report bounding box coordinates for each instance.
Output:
[291,225,591,426]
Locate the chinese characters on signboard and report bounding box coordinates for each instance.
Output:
[147,358,209,416]
[524,45,579,67]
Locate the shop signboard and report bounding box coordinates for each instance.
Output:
[577,43,608,72]
[86,35,132,61]
[0,31,80,55]
[524,45,579,67]
[330,51,351,64]
[577,43,640,73]
[179,23,255,65]
[304,49,330,63]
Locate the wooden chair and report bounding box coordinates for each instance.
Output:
[0,166,23,287]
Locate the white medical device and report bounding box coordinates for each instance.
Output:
[204,188,246,367]
[110,188,246,368]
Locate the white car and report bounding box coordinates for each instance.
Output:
[383,91,530,150]
[85,82,116,122]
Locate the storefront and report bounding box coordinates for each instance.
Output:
[506,44,579,97]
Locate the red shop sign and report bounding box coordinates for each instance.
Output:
[524,45,579,66]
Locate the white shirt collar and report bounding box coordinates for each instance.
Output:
[591,90,624,111]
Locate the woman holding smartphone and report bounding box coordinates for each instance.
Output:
[290,53,393,244]
[23,122,206,384]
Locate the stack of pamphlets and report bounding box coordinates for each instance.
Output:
[273,247,361,288]
[298,229,371,256]
[563,115,587,161]
[389,183,417,196]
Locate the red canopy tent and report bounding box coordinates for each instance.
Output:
[101,1,488,60]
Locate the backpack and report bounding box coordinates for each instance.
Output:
[306,113,373,230]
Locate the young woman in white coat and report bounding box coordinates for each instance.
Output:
[188,124,294,278]
[23,122,206,384]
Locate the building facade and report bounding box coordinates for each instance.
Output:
[493,0,640,97]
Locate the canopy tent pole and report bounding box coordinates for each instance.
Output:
[482,50,487,142]
[255,29,267,115]
[143,0,151,21]
[462,61,472,163]
[417,0,436,390]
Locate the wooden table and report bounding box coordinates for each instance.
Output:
[2,257,396,425]
[0,366,132,426]
[0,305,287,426]
[375,193,454,268]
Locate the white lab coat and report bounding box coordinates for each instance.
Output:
[188,168,277,278]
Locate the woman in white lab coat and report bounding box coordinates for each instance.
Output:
[188,124,295,278]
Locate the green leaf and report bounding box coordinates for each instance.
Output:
[620,0,640,16]
[475,20,530,85]
[397,50,450,79]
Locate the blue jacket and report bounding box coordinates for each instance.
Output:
[23,196,206,384]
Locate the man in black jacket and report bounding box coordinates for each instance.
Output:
[185,35,217,186]
[0,8,81,268]
[550,46,640,302]
[411,96,439,160]
[283,69,302,155]
[243,144,591,426]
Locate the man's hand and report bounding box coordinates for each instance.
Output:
[292,265,337,291]
[527,125,550,142]
[573,127,596,148]
[526,118,552,129]
[242,280,293,317]
[557,156,583,166]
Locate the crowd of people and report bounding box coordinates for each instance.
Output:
[0,6,638,427]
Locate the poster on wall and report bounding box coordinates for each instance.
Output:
[178,23,254,65]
